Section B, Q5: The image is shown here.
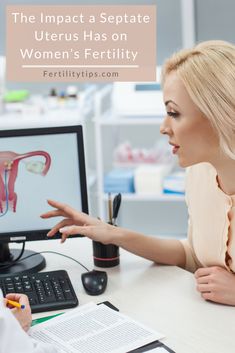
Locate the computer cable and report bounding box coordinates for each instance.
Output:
[0,242,26,269]
[1,250,108,296]
[14,250,90,272]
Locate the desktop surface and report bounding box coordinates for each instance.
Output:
[14,237,235,353]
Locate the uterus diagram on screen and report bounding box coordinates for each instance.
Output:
[0,150,51,216]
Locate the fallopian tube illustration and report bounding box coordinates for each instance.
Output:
[0,150,51,216]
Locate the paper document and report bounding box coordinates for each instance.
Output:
[29,302,164,353]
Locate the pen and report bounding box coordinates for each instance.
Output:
[108,192,113,224]
[112,193,122,226]
[6,299,25,309]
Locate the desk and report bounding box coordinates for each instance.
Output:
[21,237,235,353]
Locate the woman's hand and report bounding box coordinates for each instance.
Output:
[41,199,119,244]
[5,293,32,331]
[195,266,235,305]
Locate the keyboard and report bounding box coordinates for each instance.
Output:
[0,270,78,313]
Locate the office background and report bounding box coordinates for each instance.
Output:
[0,0,234,237]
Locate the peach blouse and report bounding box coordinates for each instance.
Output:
[180,162,235,273]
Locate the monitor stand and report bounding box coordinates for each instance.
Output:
[0,243,46,278]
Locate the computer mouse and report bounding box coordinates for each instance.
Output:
[81,270,108,296]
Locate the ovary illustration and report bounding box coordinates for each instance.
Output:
[0,150,51,215]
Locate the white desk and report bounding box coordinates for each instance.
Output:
[20,237,235,353]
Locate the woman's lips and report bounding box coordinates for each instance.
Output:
[172,146,180,154]
[169,142,180,154]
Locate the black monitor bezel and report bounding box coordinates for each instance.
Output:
[0,125,88,243]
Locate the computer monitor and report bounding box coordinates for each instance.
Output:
[0,125,88,276]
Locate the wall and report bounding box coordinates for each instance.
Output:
[195,0,235,43]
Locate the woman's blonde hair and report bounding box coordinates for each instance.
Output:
[161,40,235,159]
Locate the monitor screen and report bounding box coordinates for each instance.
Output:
[0,125,88,243]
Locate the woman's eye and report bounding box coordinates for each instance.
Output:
[167,111,179,118]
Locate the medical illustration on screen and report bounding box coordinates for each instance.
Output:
[0,150,51,216]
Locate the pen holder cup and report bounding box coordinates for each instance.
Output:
[92,240,120,268]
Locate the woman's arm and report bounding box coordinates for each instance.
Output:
[41,200,186,268]
[115,227,186,267]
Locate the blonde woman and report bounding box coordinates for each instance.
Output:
[42,40,235,306]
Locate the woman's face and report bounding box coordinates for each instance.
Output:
[161,72,219,167]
